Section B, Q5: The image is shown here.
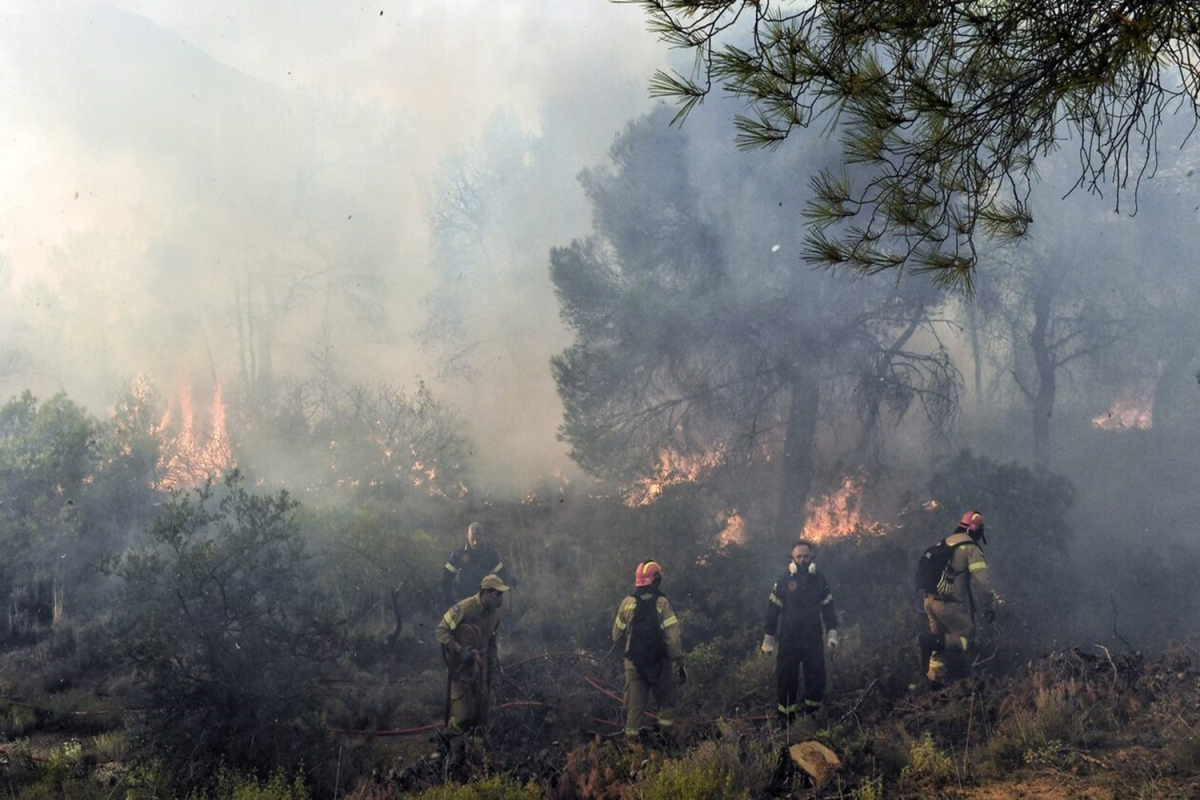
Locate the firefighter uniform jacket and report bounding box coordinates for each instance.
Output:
[442,542,509,605]
[436,593,502,683]
[765,567,838,649]
[611,590,686,662]
[937,532,995,618]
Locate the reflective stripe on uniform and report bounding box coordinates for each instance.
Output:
[614,598,635,631]
[968,561,987,572]
[769,592,783,608]
[821,595,833,606]
[661,613,678,629]
[778,703,798,715]
[804,699,822,709]
[442,607,461,630]
[444,562,459,574]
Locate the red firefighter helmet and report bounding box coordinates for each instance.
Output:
[960,510,984,532]
[634,561,663,587]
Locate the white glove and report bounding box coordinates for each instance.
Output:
[761,634,777,655]
[826,629,839,650]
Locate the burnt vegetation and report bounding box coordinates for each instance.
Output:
[0,378,1195,799]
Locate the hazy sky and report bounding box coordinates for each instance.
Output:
[0,0,672,491]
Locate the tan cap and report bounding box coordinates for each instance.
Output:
[480,574,510,593]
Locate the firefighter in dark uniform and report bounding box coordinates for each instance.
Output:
[435,573,510,736]
[442,522,515,606]
[762,540,839,721]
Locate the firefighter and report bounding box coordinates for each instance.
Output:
[762,540,839,722]
[435,573,510,737]
[442,522,516,606]
[611,561,687,743]
[919,510,996,687]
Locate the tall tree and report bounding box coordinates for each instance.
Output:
[551,108,960,536]
[977,247,1135,470]
[627,0,1200,287]
[0,391,100,633]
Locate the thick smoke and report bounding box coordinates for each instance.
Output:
[0,1,667,492]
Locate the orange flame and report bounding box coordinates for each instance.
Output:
[801,475,890,543]
[624,448,726,507]
[155,382,235,491]
[717,509,746,547]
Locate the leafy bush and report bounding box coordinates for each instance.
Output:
[640,739,755,800]
[200,767,313,800]
[103,472,343,794]
[407,773,543,799]
[900,732,954,784]
[303,504,444,661]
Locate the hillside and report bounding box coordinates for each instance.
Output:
[1,627,1195,799]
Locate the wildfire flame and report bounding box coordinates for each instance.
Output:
[801,475,890,543]
[1092,394,1153,431]
[717,509,746,547]
[624,448,725,507]
[155,382,235,491]
[408,450,469,499]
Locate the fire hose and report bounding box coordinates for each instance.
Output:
[329,648,778,738]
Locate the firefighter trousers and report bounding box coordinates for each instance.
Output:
[623,659,676,738]
[923,595,975,684]
[775,644,826,718]
[447,678,489,733]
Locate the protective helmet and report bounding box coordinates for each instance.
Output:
[960,510,984,532]
[634,561,663,587]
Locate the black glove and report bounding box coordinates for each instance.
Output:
[983,608,996,625]
[676,664,688,686]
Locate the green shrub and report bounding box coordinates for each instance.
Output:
[407,773,544,799]
[91,730,129,761]
[43,737,85,781]
[639,739,755,800]
[901,732,954,783]
[0,700,38,736]
[103,473,342,793]
[851,775,885,800]
[205,767,313,800]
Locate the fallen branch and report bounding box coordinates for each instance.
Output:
[838,678,878,723]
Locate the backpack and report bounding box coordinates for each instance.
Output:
[915,539,968,594]
[626,593,668,677]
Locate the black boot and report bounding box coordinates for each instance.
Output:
[918,632,944,676]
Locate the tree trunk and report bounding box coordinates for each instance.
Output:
[1029,290,1055,472]
[775,374,821,541]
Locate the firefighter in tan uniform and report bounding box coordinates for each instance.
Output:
[436,574,510,736]
[921,510,996,686]
[611,561,686,742]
